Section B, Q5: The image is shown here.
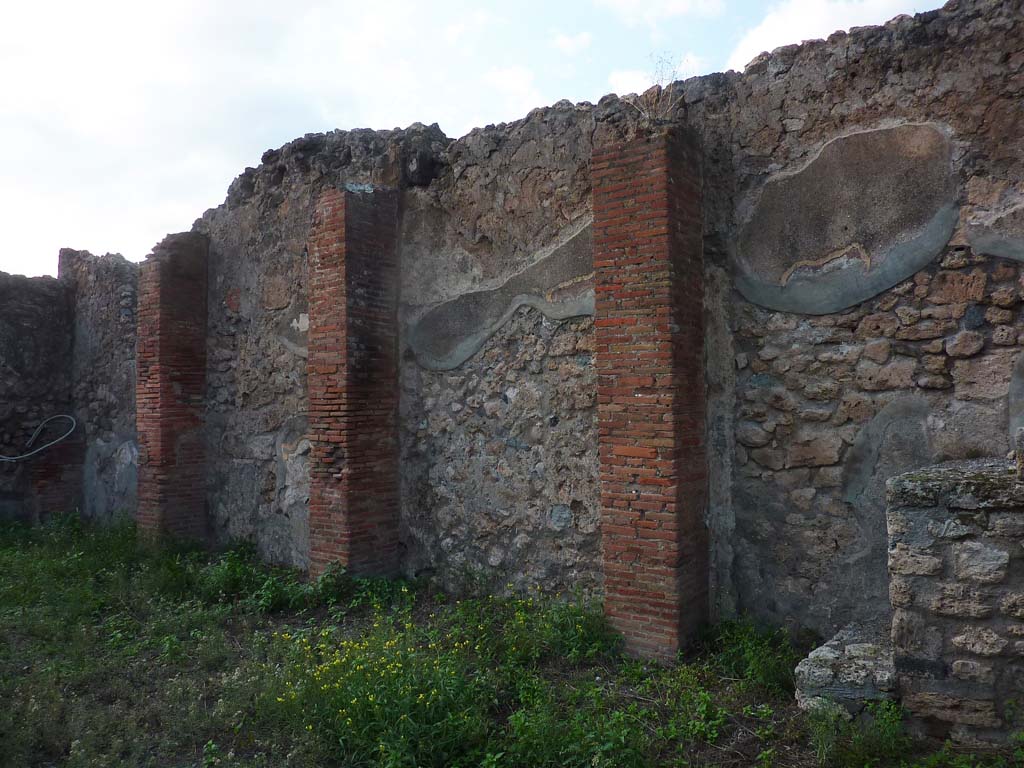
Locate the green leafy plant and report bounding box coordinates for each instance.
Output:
[810,700,913,768]
[5,517,1015,768]
[704,618,803,694]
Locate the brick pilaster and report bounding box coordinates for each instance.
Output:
[307,186,400,577]
[592,128,708,660]
[135,232,209,541]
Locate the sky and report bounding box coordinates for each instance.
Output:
[0,0,932,278]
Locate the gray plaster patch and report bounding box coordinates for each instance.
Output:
[843,395,932,507]
[407,224,594,370]
[81,438,137,523]
[735,124,957,314]
[968,204,1024,263]
[837,395,933,616]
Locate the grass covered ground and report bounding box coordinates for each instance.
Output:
[1,517,1022,768]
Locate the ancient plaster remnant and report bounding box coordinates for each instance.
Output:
[406,222,594,370]
[967,203,1024,263]
[734,124,957,314]
[842,395,931,509]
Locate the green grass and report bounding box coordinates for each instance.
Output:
[1,516,1021,767]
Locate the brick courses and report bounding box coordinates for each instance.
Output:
[307,186,401,577]
[592,128,709,660]
[135,233,209,541]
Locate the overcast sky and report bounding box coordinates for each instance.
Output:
[1,0,930,278]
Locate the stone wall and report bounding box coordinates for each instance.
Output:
[195,125,447,568]
[0,272,76,521]
[399,107,599,592]
[4,0,1021,663]
[682,0,1024,634]
[400,308,599,595]
[193,111,599,582]
[888,458,1024,747]
[59,250,138,522]
[0,254,139,524]
[177,0,1023,631]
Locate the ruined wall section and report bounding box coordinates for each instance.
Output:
[59,250,138,522]
[0,272,77,521]
[192,101,606,584]
[399,105,603,594]
[136,233,209,541]
[400,103,595,310]
[888,459,1024,747]
[194,125,448,568]
[654,0,1024,634]
[400,309,599,594]
[178,0,1021,625]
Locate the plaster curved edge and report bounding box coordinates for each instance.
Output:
[735,121,952,216]
[841,394,932,507]
[406,221,594,371]
[967,203,1024,263]
[410,290,595,371]
[736,202,958,315]
[968,232,1024,262]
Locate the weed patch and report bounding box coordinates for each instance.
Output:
[2,517,1022,767]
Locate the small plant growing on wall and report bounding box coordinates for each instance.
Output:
[621,53,689,127]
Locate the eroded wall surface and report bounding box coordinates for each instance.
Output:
[399,106,601,593]
[59,250,139,522]
[178,0,1024,627]
[6,0,1012,646]
[400,308,599,595]
[0,273,74,520]
[195,126,448,567]
[678,0,1024,634]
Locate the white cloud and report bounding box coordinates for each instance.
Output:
[608,69,653,95]
[595,0,722,26]
[552,31,593,55]
[727,0,919,71]
[483,67,544,120]
[0,0,552,277]
[443,10,499,45]
[677,51,705,79]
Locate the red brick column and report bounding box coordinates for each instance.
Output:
[592,128,708,660]
[307,186,400,577]
[135,232,209,541]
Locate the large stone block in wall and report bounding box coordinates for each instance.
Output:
[735,124,957,314]
[887,459,1024,747]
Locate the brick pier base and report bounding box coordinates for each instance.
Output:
[592,128,708,660]
[135,233,209,541]
[307,186,401,577]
